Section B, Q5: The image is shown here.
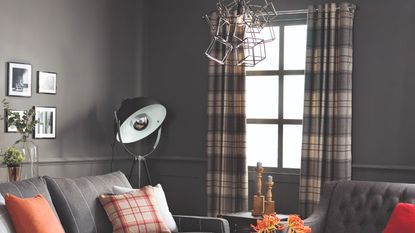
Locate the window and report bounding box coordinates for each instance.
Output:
[246,16,307,172]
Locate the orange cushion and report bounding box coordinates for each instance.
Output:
[5,193,65,233]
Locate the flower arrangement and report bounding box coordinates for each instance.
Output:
[285,215,311,233]
[251,214,311,233]
[1,147,25,167]
[2,99,39,138]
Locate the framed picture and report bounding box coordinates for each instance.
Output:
[37,71,57,94]
[7,62,32,97]
[5,110,25,133]
[34,106,56,139]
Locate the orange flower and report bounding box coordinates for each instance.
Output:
[251,214,284,233]
[297,226,311,233]
[286,215,311,233]
[251,214,311,233]
[287,215,304,226]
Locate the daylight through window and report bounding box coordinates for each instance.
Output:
[246,17,307,171]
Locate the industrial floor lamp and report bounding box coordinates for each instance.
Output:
[112,97,166,187]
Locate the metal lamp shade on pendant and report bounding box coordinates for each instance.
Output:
[116,97,166,143]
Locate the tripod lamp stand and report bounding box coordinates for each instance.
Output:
[113,97,166,187]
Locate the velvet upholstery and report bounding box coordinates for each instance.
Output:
[0,177,59,233]
[44,171,132,233]
[0,171,229,233]
[0,177,57,214]
[304,180,415,233]
[174,215,230,233]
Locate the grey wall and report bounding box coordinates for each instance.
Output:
[143,0,415,216]
[0,0,143,180]
[1,0,415,218]
[142,0,213,216]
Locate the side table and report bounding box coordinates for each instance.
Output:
[218,211,288,233]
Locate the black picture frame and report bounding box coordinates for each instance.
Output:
[37,71,57,94]
[7,62,32,97]
[4,110,25,133]
[34,106,56,139]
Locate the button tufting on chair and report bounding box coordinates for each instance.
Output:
[308,181,415,233]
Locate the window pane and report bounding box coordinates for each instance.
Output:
[246,26,279,71]
[247,124,278,167]
[283,75,305,119]
[246,76,278,119]
[283,125,303,168]
[284,25,307,70]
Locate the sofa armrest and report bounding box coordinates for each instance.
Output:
[173,215,230,233]
[303,182,337,233]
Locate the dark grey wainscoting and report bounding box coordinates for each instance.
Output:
[353,164,415,184]
[148,156,301,216]
[0,157,132,183]
[148,156,208,216]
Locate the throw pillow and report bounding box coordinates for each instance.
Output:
[383,202,415,233]
[100,185,171,233]
[0,194,15,233]
[113,184,178,232]
[5,194,65,233]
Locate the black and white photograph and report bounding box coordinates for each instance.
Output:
[7,62,32,97]
[34,106,56,139]
[5,110,25,133]
[38,71,57,94]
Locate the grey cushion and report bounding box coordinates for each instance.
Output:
[45,171,131,233]
[0,177,57,212]
[0,177,60,233]
[304,180,415,233]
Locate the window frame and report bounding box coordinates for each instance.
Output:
[246,14,307,175]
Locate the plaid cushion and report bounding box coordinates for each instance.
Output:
[99,186,170,233]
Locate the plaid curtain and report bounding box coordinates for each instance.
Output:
[299,2,355,217]
[206,13,248,217]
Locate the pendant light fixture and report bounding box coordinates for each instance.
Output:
[204,0,278,66]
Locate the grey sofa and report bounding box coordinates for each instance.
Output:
[0,171,229,233]
[304,180,415,233]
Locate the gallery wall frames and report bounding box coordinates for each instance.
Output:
[5,110,24,133]
[37,71,57,94]
[33,106,56,139]
[4,61,59,139]
[7,62,32,97]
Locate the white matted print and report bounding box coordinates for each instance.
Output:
[34,107,56,139]
[38,71,57,94]
[8,62,32,97]
[5,110,25,133]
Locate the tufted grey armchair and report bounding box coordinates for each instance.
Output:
[304,180,415,233]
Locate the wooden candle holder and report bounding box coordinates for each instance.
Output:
[252,163,264,216]
[264,177,275,215]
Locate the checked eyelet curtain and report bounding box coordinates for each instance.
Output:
[300,2,355,217]
[206,13,248,217]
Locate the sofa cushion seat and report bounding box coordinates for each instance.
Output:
[45,171,132,233]
[174,215,230,233]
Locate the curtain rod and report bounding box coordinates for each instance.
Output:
[203,5,357,18]
[277,5,357,15]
